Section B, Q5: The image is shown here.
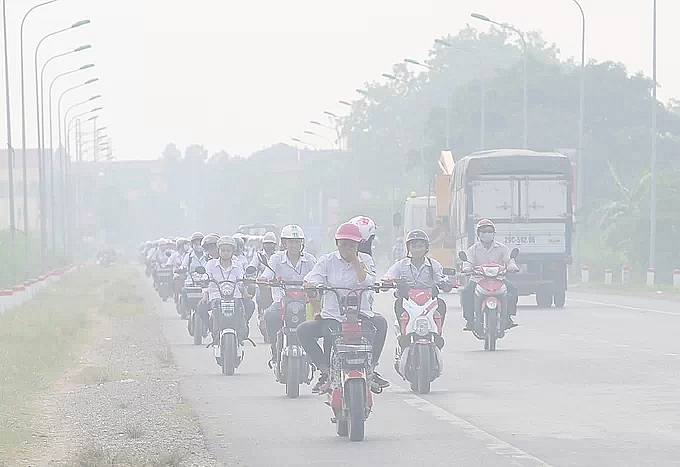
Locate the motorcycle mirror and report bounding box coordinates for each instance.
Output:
[166,251,172,257]
[510,247,520,259]
[194,266,206,275]
[245,265,257,275]
[458,251,468,262]
[442,267,456,276]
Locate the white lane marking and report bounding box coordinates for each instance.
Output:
[388,387,553,466]
[664,353,680,357]
[569,298,680,316]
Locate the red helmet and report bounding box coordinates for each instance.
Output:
[335,222,362,242]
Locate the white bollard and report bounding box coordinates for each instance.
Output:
[673,269,680,288]
[604,268,613,285]
[0,289,10,314]
[621,265,630,285]
[12,285,25,307]
[646,268,655,286]
[581,265,589,283]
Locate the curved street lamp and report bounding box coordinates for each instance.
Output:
[33,18,90,257]
[20,0,59,244]
[471,13,527,149]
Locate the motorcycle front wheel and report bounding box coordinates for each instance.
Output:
[346,379,366,441]
[221,333,237,375]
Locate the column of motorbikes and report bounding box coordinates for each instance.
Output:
[141,245,519,442]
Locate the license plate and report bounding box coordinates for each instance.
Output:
[504,235,536,245]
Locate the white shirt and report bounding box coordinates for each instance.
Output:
[205,258,244,301]
[181,249,208,273]
[235,254,248,270]
[383,256,447,289]
[164,250,186,270]
[261,251,317,303]
[303,251,376,321]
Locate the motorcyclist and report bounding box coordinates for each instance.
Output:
[203,236,249,343]
[202,233,221,260]
[233,235,249,268]
[166,237,190,270]
[257,225,316,364]
[298,222,390,394]
[382,229,451,349]
[249,231,278,274]
[181,232,208,273]
[461,219,520,331]
[348,215,377,256]
[152,239,174,288]
[228,234,256,325]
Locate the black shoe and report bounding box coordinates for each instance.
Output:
[463,321,474,331]
[505,317,518,330]
[371,371,390,393]
[312,373,329,394]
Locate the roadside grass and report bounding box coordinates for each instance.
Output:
[0,266,148,463]
[72,445,184,467]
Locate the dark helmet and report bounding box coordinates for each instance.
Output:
[405,229,430,245]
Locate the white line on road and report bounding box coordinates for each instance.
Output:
[570,298,680,316]
[390,388,554,467]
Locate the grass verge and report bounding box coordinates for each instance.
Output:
[0,265,147,462]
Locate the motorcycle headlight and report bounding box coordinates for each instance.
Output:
[486,298,498,309]
[414,317,430,336]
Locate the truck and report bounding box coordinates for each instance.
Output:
[449,149,573,308]
[393,151,456,267]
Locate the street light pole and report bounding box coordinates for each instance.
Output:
[42,47,91,253]
[650,0,658,271]
[571,0,586,270]
[2,0,16,280]
[471,13,528,149]
[33,19,90,265]
[304,130,334,151]
[20,0,58,244]
[404,58,452,150]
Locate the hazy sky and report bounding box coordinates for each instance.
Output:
[0,0,678,160]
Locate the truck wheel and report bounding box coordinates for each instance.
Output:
[536,292,553,308]
[553,291,566,308]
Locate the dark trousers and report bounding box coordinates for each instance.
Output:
[263,302,282,345]
[297,314,388,370]
[462,280,517,322]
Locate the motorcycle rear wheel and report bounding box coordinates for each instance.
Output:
[193,314,203,345]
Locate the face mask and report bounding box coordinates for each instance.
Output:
[480,232,495,244]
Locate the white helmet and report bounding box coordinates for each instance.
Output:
[217,235,237,248]
[201,233,220,247]
[349,216,376,242]
[262,231,277,244]
[280,224,305,239]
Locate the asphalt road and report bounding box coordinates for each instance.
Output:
[157,288,680,467]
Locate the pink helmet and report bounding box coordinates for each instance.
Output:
[335,222,362,242]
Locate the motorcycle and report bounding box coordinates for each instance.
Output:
[156,265,173,302]
[256,274,314,398]
[458,248,519,351]
[183,267,209,344]
[311,283,389,442]
[208,277,256,375]
[391,268,457,394]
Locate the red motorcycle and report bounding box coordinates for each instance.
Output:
[311,283,391,442]
[458,248,519,351]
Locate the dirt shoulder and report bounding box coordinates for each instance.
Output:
[0,266,224,467]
